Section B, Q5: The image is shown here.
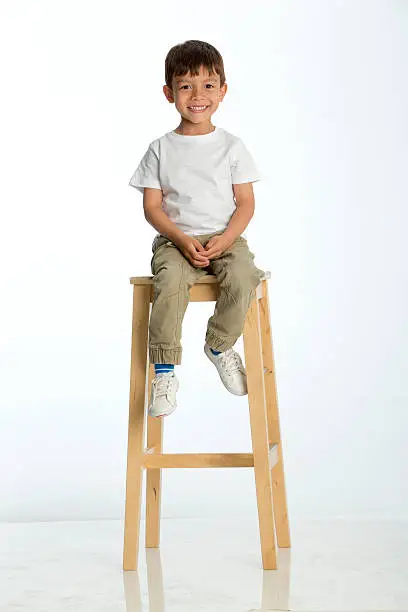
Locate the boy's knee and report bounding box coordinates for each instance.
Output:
[153,264,189,294]
[222,263,262,295]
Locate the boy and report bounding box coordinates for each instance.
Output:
[129,40,264,418]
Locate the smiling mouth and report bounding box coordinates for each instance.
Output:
[188,106,209,113]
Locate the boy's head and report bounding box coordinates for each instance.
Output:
[163,40,227,127]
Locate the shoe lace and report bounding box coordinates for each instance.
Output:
[218,349,243,374]
[152,372,174,398]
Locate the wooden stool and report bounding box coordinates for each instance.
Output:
[123,272,291,570]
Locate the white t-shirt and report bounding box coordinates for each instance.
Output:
[128,126,261,236]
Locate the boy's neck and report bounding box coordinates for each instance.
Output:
[174,119,216,136]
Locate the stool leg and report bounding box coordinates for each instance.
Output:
[243,294,278,570]
[259,280,291,548]
[145,363,164,548]
[123,285,150,571]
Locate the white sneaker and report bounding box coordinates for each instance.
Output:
[204,343,248,396]
[148,371,179,418]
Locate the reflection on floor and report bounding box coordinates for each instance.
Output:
[1,517,408,611]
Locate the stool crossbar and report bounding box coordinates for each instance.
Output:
[123,272,291,570]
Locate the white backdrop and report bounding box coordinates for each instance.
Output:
[1,0,407,523]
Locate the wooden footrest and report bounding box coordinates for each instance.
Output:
[141,444,279,469]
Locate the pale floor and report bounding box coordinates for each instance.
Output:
[1,517,407,612]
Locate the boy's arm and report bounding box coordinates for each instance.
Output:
[203,182,255,259]
[223,182,255,241]
[143,187,186,245]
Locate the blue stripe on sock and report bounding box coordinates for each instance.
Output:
[154,364,175,373]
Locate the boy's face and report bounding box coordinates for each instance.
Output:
[163,64,227,125]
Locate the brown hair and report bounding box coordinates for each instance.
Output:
[165,40,226,89]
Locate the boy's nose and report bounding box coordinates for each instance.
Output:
[191,85,205,97]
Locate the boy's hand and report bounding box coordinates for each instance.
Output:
[203,233,235,259]
[176,235,210,268]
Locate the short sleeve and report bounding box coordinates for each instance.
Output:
[128,143,162,193]
[230,138,261,184]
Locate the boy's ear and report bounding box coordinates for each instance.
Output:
[163,85,175,103]
[219,82,227,102]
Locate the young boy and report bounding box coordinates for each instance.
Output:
[129,39,264,418]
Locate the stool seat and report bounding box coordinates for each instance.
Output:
[130,270,271,285]
[130,271,272,303]
[123,272,290,571]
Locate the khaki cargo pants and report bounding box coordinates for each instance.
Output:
[149,231,265,364]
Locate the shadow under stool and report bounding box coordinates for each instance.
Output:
[123,271,291,570]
